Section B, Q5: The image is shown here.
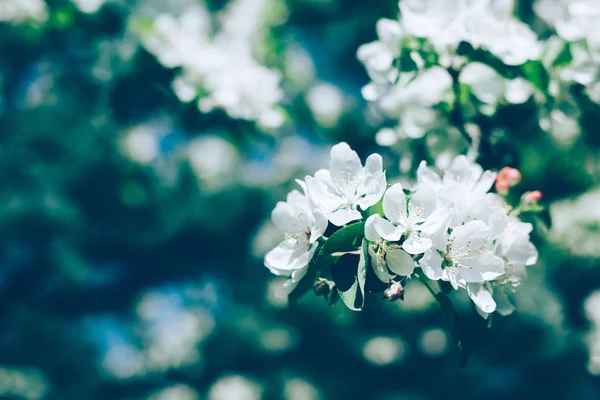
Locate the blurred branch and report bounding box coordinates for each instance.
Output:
[448,67,476,151]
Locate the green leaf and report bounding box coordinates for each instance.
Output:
[331,240,368,311]
[541,38,572,69]
[319,221,365,256]
[520,60,551,97]
[398,51,419,72]
[368,198,385,217]
[436,293,469,367]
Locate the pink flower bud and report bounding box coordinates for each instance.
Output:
[495,180,510,195]
[495,167,521,195]
[384,282,404,302]
[522,190,542,203]
[498,167,522,186]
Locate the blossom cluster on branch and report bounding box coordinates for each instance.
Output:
[134,0,285,129]
[357,0,600,149]
[265,143,540,324]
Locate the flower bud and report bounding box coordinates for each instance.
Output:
[522,190,542,203]
[495,167,521,195]
[384,282,404,302]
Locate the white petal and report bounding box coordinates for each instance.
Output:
[357,154,386,209]
[494,286,516,316]
[473,170,497,194]
[291,265,309,282]
[525,241,538,266]
[376,18,403,54]
[273,279,297,297]
[295,179,308,193]
[459,252,505,282]
[310,208,329,243]
[265,239,313,272]
[505,78,532,104]
[503,236,538,267]
[403,232,432,254]
[419,250,444,281]
[287,189,313,218]
[382,183,409,226]
[328,207,362,226]
[417,161,442,189]
[369,246,395,283]
[419,204,453,237]
[374,215,403,242]
[450,220,491,250]
[410,185,437,220]
[467,283,497,314]
[443,155,483,189]
[272,199,304,234]
[329,142,363,196]
[305,174,343,214]
[364,214,381,242]
[385,247,415,276]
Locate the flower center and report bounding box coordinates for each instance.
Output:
[445,238,484,269]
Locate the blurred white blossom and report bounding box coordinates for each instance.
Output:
[551,187,600,258]
[208,375,263,400]
[137,0,285,128]
[0,0,47,23]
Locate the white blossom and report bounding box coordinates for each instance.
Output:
[0,0,48,22]
[459,63,533,106]
[381,183,451,254]
[365,214,415,281]
[304,142,386,226]
[419,220,505,312]
[417,155,498,226]
[137,0,285,128]
[264,189,328,292]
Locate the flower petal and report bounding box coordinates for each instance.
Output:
[419,250,444,281]
[328,207,362,226]
[365,214,380,242]
[473,170,497,194]
[494,286,516,316]
[272,198,304,234]
[369,246,395,283]
[403,232,432,254]
[459,251,505,282]
[410,185,437,220]
[385,247,415,276]
[467,283,497,314]
[443,155,483,189]
[357,154,387,210]
[265,239,313,272]
[310,208,329,243]
[382,183,409,226]
[329,142,363,197]
[450,220,491,250]
[417,161,442,190]
[374,215,403,242]
[305,173,344,214]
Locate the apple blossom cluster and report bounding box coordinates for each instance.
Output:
[265,143,539,321]
[357,0,541,143]
[135,0,285,129]
[532,0,600,142]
